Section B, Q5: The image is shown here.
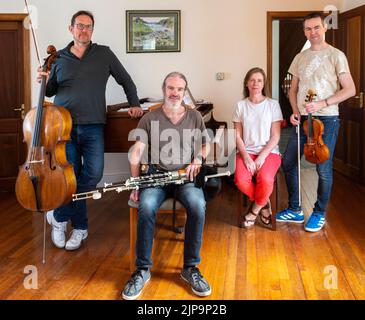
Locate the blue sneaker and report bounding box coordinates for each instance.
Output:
[304,212,325,232]
[276,208,304,223]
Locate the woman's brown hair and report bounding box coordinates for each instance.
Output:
[243,67,271,98]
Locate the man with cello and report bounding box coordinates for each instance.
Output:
[276,12,356,232]
[37,10,143,250]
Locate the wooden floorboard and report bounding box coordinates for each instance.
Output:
[0,168,364,300]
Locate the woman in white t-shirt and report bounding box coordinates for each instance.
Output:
[233,67,283,228]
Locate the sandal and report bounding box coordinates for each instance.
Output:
[238,202,259,228]
[258,200,275,230]
[242,211,259,228]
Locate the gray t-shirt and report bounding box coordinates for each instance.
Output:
[136,106,208,171]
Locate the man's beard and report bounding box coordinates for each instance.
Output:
[164,96,181,109]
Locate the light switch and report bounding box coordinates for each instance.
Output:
[216,72,225,80]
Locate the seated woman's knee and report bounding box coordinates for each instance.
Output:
[234,177,252,190]
[257,175,274,187]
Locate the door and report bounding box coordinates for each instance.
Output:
[330,5,365,185]
[0,14,30,191]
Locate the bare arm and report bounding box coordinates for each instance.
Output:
[305,72,356,113]
[255,120,281,170]
[234,121,256,174]
[288,75,301,125]
[234,122,249,159]
[257,121,281,159]
[186,143,210,182]
[328,73,356,104]
[129,140,146,201]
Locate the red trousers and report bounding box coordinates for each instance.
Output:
[234,153,281,206]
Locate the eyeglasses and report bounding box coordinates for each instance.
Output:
[73,23,94,31]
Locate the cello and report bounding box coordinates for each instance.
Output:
[15,45,76,212]
[302,89,330,164]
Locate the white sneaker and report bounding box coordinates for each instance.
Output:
[46,211,67,248]
[65,229,88,251]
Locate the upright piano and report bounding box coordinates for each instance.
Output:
[104,99,225,153]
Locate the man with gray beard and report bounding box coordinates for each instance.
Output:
[122,72,211,300]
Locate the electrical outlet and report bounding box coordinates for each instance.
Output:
[216,72,225,80]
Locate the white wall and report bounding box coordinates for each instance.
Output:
[343,0,365,11]
[0,0,343,182]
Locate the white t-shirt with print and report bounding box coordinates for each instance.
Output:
[232,98,283,155]
[288,45,351,116]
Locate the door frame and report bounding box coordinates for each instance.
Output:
[266,11,321,92]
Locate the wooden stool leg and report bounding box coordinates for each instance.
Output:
[273,176,278,230]
[130,207,137,272]
[269,177,278,231]
[236,190,245,227]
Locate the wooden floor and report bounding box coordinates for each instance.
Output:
[1,168,365,300]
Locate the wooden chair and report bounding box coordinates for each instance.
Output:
[128,198,186,272]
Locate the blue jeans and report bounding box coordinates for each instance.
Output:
[282,116,340,215]
[54,124,104,229]
[136,182,206,269]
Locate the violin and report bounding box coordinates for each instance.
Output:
[302,89,330,164]
[15,46,76,212]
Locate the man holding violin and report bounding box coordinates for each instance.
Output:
[276,12,356,232]
[37,10,143,251]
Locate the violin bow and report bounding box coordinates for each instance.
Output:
[24,0,42,68]
[297,120,301,208]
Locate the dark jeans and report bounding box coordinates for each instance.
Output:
[54,124,104,229]
[282,116,340,215]
[136,182,206,269]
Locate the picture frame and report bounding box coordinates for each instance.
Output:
[126,10,181,53]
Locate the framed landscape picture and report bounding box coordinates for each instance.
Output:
[126,10,181,53]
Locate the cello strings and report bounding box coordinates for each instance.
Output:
[24,0,45,166]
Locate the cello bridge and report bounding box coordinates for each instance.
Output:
[27,160,45,164]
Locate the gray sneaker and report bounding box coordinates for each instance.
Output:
[181,267,211,297]
[122,269,151,300]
